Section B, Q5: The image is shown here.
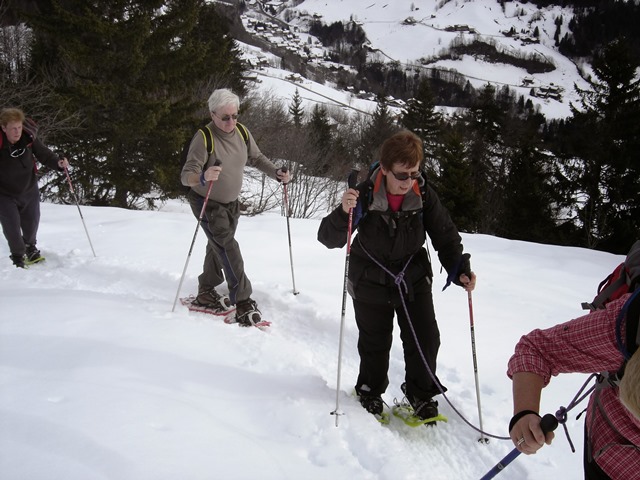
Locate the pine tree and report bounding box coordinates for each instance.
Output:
[463,83,506,233]
[27,0,244,207]
[289,88,304,128]
[358,96,398,168]
[497,134,559,243]
[433,126,478,233]
[305,104,333,174]
[563,39,640,251]
[401,78,442,172]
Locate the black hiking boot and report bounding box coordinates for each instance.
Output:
[358,393,384,416]
[25,244,44,264]
[235,298,262,326]
[193,287,232,313]
[401,382,439,425]
[10,253,26,268]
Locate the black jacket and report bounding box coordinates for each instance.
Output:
[0,131,61,197]
[318,168,465,305]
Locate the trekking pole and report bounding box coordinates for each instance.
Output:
[331,169,359,427]
[280,167,299,295]
[171,161,220,312]
[63,165,96,257]
[468,290,489,444]
[480,414,558,479]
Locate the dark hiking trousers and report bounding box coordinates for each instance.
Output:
[353,289,445,401]
[187,190,252,305]
[0,187,40,256]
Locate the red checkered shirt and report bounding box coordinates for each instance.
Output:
[508,293,640,478]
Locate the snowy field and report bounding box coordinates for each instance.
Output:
[0,198,622,479]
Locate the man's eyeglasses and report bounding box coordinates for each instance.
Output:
[389,170,421,181]
[10,147,25,158]
[213,112,239,122]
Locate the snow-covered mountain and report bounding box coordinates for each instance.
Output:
[238,0,592,120]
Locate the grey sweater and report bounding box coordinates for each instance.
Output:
[181,122,278,203]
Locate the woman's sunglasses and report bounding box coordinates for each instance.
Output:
[389,170,421,181]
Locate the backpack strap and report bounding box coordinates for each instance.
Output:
[198,126,214,154]
[236,122,249,144]
[581,263,626,311]
[196,123,247,158]
[615,289,640,361]
[626,289,640,356]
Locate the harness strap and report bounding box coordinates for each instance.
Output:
[356,236,414,296]
[588,374,640,461]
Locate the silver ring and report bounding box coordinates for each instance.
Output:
[516,437,525,447]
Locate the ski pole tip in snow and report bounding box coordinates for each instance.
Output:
[330,409,344,427]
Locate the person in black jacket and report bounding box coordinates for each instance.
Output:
[318,130,476,422]
[0,108,69,268]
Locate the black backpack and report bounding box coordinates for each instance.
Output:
[180,123,249,192]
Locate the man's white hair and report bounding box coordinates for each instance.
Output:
[208,88,240,113]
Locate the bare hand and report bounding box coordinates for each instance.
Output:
[276,168,291,184]
[511,413,554,455]
[204,165,222,182]
[459,272,477,292]
[58,157,69,169]
[341,188,359,213]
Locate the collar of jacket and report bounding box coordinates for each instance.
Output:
[368,166,423,213]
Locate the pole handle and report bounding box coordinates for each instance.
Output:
[347,169,359,189]
[540,413,559,434]
[479,414,558,479]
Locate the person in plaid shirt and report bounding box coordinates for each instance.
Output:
[507,293,640,479]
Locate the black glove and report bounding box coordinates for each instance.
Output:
[453,253,471,287]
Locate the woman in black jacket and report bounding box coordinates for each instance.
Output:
[318,130,476,423]
[0,108,69,268]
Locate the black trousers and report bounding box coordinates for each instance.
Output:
[352,289,445,401]
[0,187,40,256]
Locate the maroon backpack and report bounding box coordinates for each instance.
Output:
[582,240,640,311]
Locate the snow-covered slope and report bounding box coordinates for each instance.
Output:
[241,0,593,119]
[0,199,622,479]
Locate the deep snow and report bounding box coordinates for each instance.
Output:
[0,196,622,479]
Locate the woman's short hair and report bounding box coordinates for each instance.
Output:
[379,130,423,170]
[0,107,25,127]
[620,347,640,421]
[208,89,240,114]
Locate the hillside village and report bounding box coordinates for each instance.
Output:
[236,0,571,117]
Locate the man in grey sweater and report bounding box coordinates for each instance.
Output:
[181,88,290,326]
